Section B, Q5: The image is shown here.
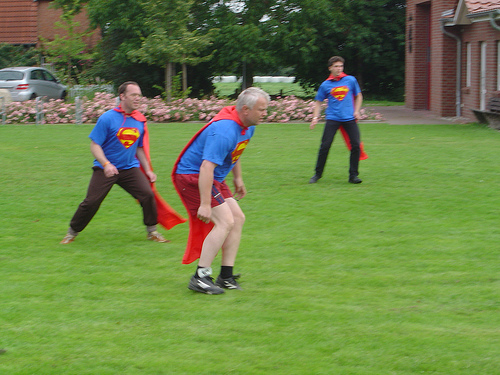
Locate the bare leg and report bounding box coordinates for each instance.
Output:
[198,202,234,268]
[221,198,245,266]
[198,198,245,268]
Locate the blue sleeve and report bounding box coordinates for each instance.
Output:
[89,114,109,145]
[138,131,144,148]
[352,78,361,96]
[314,82,328,102]
[202,131,234,166]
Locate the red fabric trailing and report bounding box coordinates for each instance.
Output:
[339,127,369,160]
[114,106,186,229]
[172,106,242,264]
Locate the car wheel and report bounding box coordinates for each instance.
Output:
[30,93,37,100]
[60,91,67,101]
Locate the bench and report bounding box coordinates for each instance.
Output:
[473,97,500,129]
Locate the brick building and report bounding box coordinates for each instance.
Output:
[0,0,99,48]
[406,0,500,121]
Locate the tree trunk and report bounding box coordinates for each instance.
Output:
[182,63,188,93]
[355,56,363,89]
[165,61,172,103]
[241,61,254,90]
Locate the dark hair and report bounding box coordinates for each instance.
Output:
[118,81,139,96]
[328,56,345,67]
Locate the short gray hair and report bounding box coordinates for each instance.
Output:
[236,87,270,111]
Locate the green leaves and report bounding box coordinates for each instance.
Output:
[49,0,405,100]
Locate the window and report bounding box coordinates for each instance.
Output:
[42,70,56,82]
[30,70,44,80]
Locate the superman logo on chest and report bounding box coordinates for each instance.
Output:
[116,127,140,148]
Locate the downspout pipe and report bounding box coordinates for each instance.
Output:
[440,19,461,118]
[489,10,500,31]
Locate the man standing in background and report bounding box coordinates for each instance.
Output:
[309,56,364,184]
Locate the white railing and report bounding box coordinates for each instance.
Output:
[212,76,295,83]
[0,97,5,125]
[69,84,114,98]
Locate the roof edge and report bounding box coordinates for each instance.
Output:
[443,8,500,27]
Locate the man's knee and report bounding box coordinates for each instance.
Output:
[222,210,244,233]
[79,196,102,210]
[216,215,235,235]
[233,210,245,227]
[137,188,155,204]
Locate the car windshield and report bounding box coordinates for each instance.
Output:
[0,71,24,81]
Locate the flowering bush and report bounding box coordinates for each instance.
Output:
[1,93,384,124]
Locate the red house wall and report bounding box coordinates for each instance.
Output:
[406,1,431,110]
[460,23,500,120]
[0,0,100,49]
[406,0,460,117]
[37,0,100,50]
[407,0,500,121]
[0,0,38,44]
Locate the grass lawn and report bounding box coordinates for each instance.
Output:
[214,81,311,98]
[213,82,404,106]
[1,121,499,374]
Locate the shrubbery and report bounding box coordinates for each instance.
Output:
[1,93,383,124]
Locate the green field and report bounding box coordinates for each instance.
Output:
[213,81,404,106]
[213,81,311,98]
[1,121,499,374]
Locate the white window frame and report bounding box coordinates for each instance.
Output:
[480,42,487,110]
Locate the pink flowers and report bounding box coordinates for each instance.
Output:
[1,93,384,124]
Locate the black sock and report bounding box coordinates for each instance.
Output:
[220,266,233,279]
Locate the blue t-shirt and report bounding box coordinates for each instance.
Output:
[89,109,145,170]
[315,75,361,122]
[176,119,255,182]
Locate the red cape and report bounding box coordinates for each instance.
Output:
[172,106,243,264]
[326,73,368,160]
[114,106,186,230]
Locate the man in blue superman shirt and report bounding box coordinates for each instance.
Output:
[173,87,270,295]
[60,82,180,244]
[309,56,364,184]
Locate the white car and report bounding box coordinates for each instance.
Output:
[0,67,67,102]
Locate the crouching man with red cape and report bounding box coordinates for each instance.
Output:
[172,87,270,295]
[60,81,185,245]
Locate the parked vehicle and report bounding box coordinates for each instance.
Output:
[0,67,67,102]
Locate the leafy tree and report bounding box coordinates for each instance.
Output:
[128,0,214,102]
[53,0,214,99]
[344,0,405,100]
[51,0,85,13]
[277,0,405,100]
[52,0,405,100]
[40,14,94,84]
[0,44,40,69]
[51,0,157,94]
[191,0,282,91]
[273,0,339,87]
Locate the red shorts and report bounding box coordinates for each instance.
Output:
[173,174,233,214]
